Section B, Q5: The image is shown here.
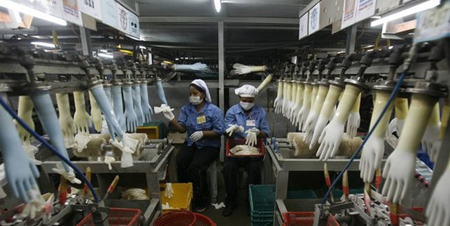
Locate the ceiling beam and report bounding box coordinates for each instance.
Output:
[139,16,298,24]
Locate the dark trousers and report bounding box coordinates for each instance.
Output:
[223,157,262,204]
[176,143,220,202]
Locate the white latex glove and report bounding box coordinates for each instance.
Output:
[16,96,34,143]
[74,132,91,153]
[89,91,103,132]
[104,156,115,170]
[121,152,134,168]
[245,130,258,147]
[346,111,360,138]
[274,96,283,114]
[309,116,329,150]
[303,111,319,144]
[174,62,209,71]
[396,119,405,137]
[288,101,298,122]
[297,106,310,131]
[22,142,42,165]
[316,120,345,160]
[122,133,139,153]
[73,91,91,134]
[52,162,81,184]
[165,183,174,198]
[232,63,266,75]
[381,149,415,203]
[359,136,384,183]
[110,138,135,154]
[290,104,302,124]
[421,124,440,154]
[20,185,45,220]
[426,165,450,226]
[190,131,204,142]
[226,124,244,136]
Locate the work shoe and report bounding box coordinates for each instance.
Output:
[222,202,236,217]
[194,198,209,213]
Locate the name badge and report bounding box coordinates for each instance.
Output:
[246,120,256,127]
[197,115,207,124]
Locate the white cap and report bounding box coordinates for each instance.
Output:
[191,79,212,102]
[235,84,259,98]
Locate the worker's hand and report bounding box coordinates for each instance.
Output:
[316,119,345,160]
[190,131,204,142]
[226,124,244,136]
[247,127,260,135]
[426,165,450,226]
[346,111,360,139]
[163,111,175,121]
[421,123,440,154]
[359,135,385,183]
[245,130,258,147]
[381,148,415,203]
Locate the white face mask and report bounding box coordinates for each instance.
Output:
[240,101,254,111]
[189,95,203,105]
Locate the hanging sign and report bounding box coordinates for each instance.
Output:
[341,0,376,29]
[116,3,129,33]
[127,11,140,38]
[414,1,450,43]
[309,3,320,34]
[78,0,102,21]
[101,0,118,29]
[354,0,376,22]
[299,13,308,40]
[62,0,83,26]
[342,0,357,29]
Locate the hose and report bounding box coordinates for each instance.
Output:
[321,71,406,205]
[0,96,100,203]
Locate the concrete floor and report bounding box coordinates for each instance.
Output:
[202,188,251,226]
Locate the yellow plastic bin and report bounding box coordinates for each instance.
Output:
[160,183,193,213]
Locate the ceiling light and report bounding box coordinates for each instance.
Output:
[31,42,56,48]
[99,49,108,53]
[139,46,146,49]
[214,0,221,13]
[0,0,67,26]
[98,53,113,59]
[371,0,441,27]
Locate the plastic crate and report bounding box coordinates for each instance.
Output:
[282,212,340,226]
[249,185,275,225]
[77,208,142,226]
[160,183,193,212]
[226,139,265,158]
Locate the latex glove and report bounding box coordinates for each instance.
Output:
[154,104,174,114]
[52,162,81,184]
[291,104,303,125]
[296,84,312,129]
[421,124,440,154]
[112,85,126,131]
[74,132,91,153]
[245,130,258,147]
[297,106,310,131]
[303,111,319,144]
[316,120,345,160]
[89,91,103,132]
[0,100,40,203]
[163,111,175,121]
[104,86,113,104]
[121,152,134,168]
[16,96,34,143]
[381,149,415,203]
[123,85,138,132]
[429,140,441,163]
[226,124,244,136]
[396,119,405,136]
[132,84,145,126]
[359,136,384,183]
[248,127,260,135]
[426,164,450,226]
[140,83,153,123]
[122,133,139,153]
[232,63,266,75]
[20,185,45,220]
[309,116,329,150]
[190,131,204,142]
[274,96,283,114]
[110,136,136,154]
[257,74,273,92]
[22,142,42,165]
[346,111,360,138]
[56,93,75,148]
[156,79,168,105]
[174,62,209,72]
[165,183,174,198]
[73,91,91,134]
[90,86,124,140]
[104,156,115,170]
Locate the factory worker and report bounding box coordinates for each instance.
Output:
[163,79,224,212]
[222,84,270,217]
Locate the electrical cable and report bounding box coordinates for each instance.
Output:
[321,71,406,205]
[0,96,100,203]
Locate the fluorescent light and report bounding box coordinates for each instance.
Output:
[214,0,221,13]
[0,0,67,26]
[139,46,146,49]
[175,58,180,61]
[98,53,113,59]
[388,46,394,49]
[99,49,108,53]
[31,42,56,48]
[371,0,441,27]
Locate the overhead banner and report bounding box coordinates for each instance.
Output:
[14,0,64,21]
[414,1,450,43]
[299,13,308,40]
[128,12,140,38]
[100,0,118,29]
[116,3,129,33]
[78,0,102,21]
[341,0,376,29]
[309,3,320,34]
[62,0,83,26]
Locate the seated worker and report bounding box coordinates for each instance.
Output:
[163,79,225,212]
[222,84,270,217]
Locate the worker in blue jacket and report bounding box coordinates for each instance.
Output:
[163,79,225,212]
[222,84,270,217]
